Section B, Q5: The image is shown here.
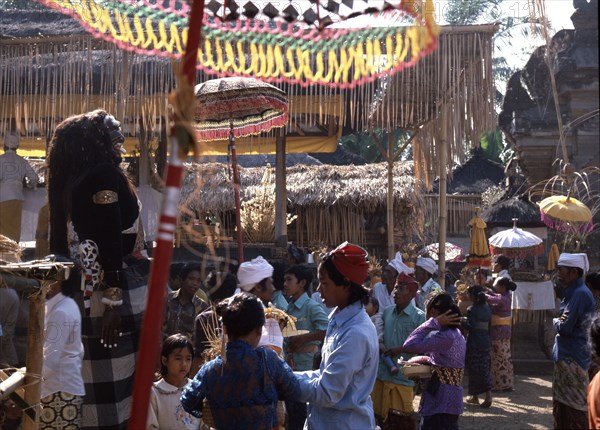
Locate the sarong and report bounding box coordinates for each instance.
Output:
[553,358,589,411]
[466,348,492,396]
[371,379,414,417]
[80,256,149,430]
[0,200,22,242]
[40,391,83,430]
[491,339,513,390]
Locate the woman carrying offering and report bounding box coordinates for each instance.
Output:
[294,242,379,429]
[400,292,466,430]
[485,277,517,391]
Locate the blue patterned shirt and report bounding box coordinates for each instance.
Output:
[295,301,379,429]
[181,340,300,429]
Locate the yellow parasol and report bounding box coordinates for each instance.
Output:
[538,194,593,233]
[467,207,492,267]
[547,243,560,271]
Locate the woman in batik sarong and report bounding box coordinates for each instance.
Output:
[485,277,516,391]
[47,110,149,430]
[463,285,492,408]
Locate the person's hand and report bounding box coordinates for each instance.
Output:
[101,307,122,348]
[436,310,461,327]
[559,311,569,323]
[384,346,404,357]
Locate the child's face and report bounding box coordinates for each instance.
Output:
[283,273,305,299]
[162,347,193,382]
[365,302,377,316]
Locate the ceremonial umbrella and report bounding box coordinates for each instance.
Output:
[538,194,594,234]
[420,242,464,262]
[194,77,289,263]
[488,220,544,258]
[466,207,492,267]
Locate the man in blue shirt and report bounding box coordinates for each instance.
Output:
[552,252,595,430]
[372,273,425,429]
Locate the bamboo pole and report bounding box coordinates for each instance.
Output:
[22,289,44,430]
[387,130,395,259]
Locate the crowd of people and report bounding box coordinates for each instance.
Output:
[1,111,600,430]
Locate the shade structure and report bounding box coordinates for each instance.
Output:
[194,77,289,141]
[489,226,544,258]
[194,77,290,264]
[538,195,594,233]
[420,242,464,262]
[466,207,491,267]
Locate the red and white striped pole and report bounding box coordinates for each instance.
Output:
[128,0,205,427]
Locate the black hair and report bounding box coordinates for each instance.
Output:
[495,277,517,292]
[468,284,487,304]
[206,271,237,302]
[215,292,265,339]
[284,265,313,291]
[179,262,202,281]
[159,334,194,377]
[288,244,305,264]
[319,255,370,306]
[426,291,462,327]
[43,255,81,297]
[169,262,185,280]
[494,255,511,270]
[586,272,600,291]
[270,259,287,291]
[369,295,380,312]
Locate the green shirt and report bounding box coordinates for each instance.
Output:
[377,303,426,385]
[284,292,329,371]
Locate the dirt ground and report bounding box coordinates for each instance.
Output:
[412,372,554,429]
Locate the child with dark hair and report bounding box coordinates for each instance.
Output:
[399,291,466,430]
[282,264,328,430]
[485,277,517,391]
[463,285,493,407]
[148,334,199,429]
[181,293,300,429]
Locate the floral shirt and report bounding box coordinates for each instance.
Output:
[181,340,300,430]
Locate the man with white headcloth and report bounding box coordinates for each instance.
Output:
[237,256,277,308]
[414,256,441,311]
[552,252,595,429]
[0,133,38,242]
[371,252,414,316]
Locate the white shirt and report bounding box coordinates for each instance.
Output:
[0,150,38,202]
[148,378,201,430]
[371,282,395,315]
[42,293,85,398]
[416,277,441,311]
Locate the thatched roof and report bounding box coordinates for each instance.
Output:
[432,149,505,195]
[181,161,422,214]
[480,196,544,228]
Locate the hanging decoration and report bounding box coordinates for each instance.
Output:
[36,0,439,87]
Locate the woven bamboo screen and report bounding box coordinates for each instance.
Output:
[423,194,482,238]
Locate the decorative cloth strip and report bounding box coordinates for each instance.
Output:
[433,366,463,386]
[78,239,102,316]
[491,315,512,326]
[92,190,118,204]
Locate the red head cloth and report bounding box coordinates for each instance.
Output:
[396,273,419,294]
[329,242,369,286]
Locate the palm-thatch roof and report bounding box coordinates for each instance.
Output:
[432,149,505,195]
[480,196,544,228]
[181,161,421,212]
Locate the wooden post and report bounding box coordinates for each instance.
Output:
[22,289,44,430]
[387,130,395,259]
[437,107,448,288]
[274,128,288,249]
